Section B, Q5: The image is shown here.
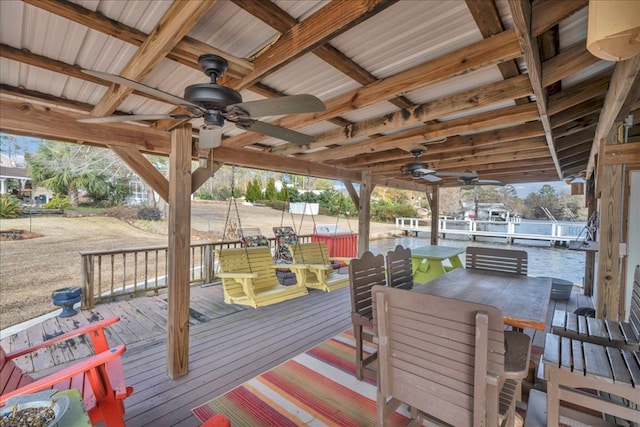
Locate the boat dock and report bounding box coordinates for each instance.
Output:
[395,217,586,246]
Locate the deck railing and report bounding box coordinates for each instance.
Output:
[79,235,312,308]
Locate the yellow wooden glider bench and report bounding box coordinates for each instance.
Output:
[217,246,308,308]
[290,242,351,292]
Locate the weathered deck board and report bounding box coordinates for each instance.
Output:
[1,278,593,426]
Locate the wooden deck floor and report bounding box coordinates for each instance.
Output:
[1,280,593,426]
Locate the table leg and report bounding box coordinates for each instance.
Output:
[444,254,464,272]
[413,259,446,283]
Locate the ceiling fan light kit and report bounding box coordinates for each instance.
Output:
[77,54,326,148]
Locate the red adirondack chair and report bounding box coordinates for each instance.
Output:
[1,316,133,427]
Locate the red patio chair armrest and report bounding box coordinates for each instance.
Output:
[5,317,120,360]
[0,344,127,406]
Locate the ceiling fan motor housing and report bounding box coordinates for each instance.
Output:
[184,84,242,110]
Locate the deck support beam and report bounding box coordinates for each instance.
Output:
[426,186,439,246]
[596,127,624,320]
[357,170,373,256]
[167,123,192,379]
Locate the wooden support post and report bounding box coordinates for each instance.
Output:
[584,178,596,296]
[427,186,439,245]
[357,170,373,256]
[167,123,192,379]
[596,127,623,320]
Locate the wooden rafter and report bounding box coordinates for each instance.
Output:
[223,28,522,149]
[22,0,252,79]
[236,0,396,89]
[464,0,528,105]
[232,0,413,111]
[276,74,533,156]
[508,0,562,178]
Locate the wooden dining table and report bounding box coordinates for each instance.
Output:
[411,267,553,330]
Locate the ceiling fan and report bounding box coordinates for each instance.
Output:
[77,54,326,149]
[400,149,477,183]
[459,176,504,190]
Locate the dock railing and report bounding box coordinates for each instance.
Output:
[395,217,585,245]
[79,234,313,308]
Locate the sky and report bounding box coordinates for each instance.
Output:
[1,133,572,199]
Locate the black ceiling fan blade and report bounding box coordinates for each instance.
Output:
[82,69,204,113]
[435,171,478,179]
[420,174,442,182]
[77,113,193,124]
[229,94,325,118]
[236,119,314,146]
[476,179,504,186]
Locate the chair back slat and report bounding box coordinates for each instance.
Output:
[374,285,506,426]
[385,245,414,290]
[466,246,528,275]
[349,251,386,321]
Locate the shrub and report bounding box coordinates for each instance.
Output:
[103,206,139,220]
[0,195,22,218]
[43,195,72,210]
[195,188,215,200]
[137,206,162,221]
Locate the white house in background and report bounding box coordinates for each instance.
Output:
[461,202,517,222]
[0,153,30,197]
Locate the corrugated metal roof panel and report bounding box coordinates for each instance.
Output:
[330,1,482,79]
[188,2,277,59]
[559,7,588,49]
[406,67,506,104]
[274,0,329,21]
[259,54,361,101]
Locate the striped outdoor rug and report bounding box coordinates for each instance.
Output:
[191,330,411,426]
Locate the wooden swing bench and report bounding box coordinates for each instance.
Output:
[0,317,132,427]
[217,246,308,308]
[289,242,352,292]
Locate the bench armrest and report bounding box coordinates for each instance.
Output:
[217,272,259,279]
[5,317,120,360]
[0,345,127,406]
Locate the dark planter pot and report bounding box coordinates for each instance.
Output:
[52,287,82,317]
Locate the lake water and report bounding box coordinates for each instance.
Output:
[368,234,587,285]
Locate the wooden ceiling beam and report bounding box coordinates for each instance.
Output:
[91,1,216,117]
[556,127,596,151]
[278,74,532,156]
[0,98,171,153]
[587,55,640,175]
[550,97,604,129]
[235,0,396,90]
[548,72,611,116]
[0,44,181,107]
[22,0,252,79]
[223,28,522,149]
[465,0,528,105]
[0,97,363,183]
[552,113,598,138]
[531,0,588,37]
[304,103,540,162]
[542,43,601,88]
[508,0,562,178]
[232,0,413,110]
[557,142,592,160]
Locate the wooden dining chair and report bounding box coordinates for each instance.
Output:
[465,246,528,275]
[374,285,519,427]
[385,245,413,290]
[348,251,386,380]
